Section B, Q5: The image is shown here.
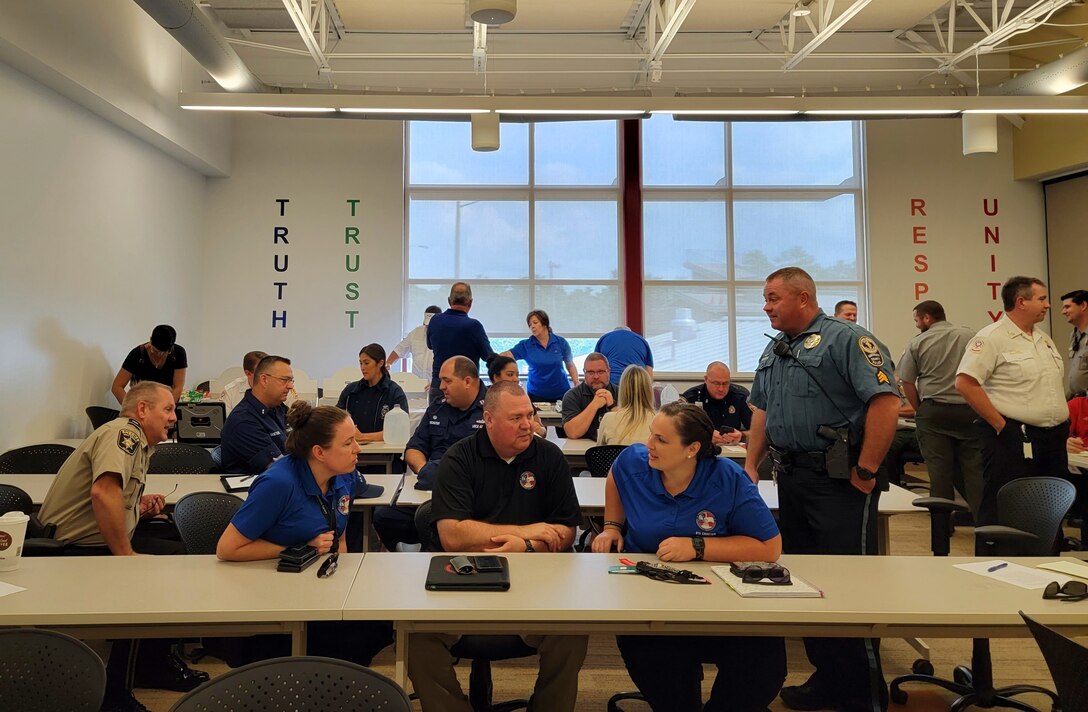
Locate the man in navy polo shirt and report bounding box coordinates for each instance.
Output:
[372,356,487,550]
[426,282,494,403]
[220,355,294,474]
[680,361,751,444]
[595,326,654,384]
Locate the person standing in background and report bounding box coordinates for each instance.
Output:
[112,324,187,404]
[595,326,654,384]
[501,309,579,402]
[389,305,442,387]
[426,283,494,404]
[1060,289,1088,399]
[834,300,858,323]
[221,351,268,413]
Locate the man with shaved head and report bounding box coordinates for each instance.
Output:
[680,361,750,444]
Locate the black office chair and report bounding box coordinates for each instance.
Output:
[892,477,1074,710]
[0,444,75,474]
[577,445,627,551]
[85,406,120,430]
[169,656,411,712]
[0,484,65,556]
[173,492,244,555]
[0,628,106,712]
[1020,611,1088,710]
[148,443,215,474]
[414,501,537,712]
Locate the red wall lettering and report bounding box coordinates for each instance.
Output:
[983,198,999,216]
[913,226,927,243]
[914,255,928,272]
[915,283,929,299]
[988,311,1004,322]
[910,198,926,216]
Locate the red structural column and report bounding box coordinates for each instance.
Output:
[620,119,644,332]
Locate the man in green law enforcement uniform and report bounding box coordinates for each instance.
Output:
[744,267,900,712]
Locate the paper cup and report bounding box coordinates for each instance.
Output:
[0,511,30,571]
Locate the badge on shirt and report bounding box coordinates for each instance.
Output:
[728,405,736,414]
[519,471,537,490]
[695,509,716,531]
[857,336,885,367]
[803,334,822,349]
[338,495,351,515]
[970,339,985,353]
[380,405,391,419]
[117,429,139,455]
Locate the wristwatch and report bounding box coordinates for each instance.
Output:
[856,466,877,481]
[523,539,535,552]
[691,536,705,560]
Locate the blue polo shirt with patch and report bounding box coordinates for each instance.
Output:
[511,333,574,401]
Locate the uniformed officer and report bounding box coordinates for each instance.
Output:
[680,361,751,444]
[38,382,209,712]
[220,355,294,473]
[410,381,586,712]
[1059,289,1088,399]
[744,267,899,712]
[336,342,409,442]
[372,355,486,550]
[956,276,1069,527]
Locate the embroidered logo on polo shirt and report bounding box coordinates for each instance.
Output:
[695,510,716,531]
[117,429,139,455]
[338,495,351,515]
[519,472,537,490]
[380,405,391,419]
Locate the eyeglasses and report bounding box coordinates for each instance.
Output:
[1043,580,1088,602]
[584,369,609,377]
[730,562,792,585]
[266,375,295,385]
[706,380,730,388]
[635,561,709,585]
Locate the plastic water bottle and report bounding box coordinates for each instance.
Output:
[554,400,563,415]
[659,383,680,408]
[382,406,411,446]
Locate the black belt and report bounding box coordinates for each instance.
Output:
[768,445,826,470]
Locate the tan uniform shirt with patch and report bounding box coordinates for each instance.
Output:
[38,417,151,546]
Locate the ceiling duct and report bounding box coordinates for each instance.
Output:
[988,45,1088,96]
[133,0,265,93]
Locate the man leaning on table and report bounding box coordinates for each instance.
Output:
[956,276,1069,527]
[410,381,586,712]
[38,381,209,712]
[560,351,617,440]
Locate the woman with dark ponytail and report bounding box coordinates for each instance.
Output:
[592,401,785,711]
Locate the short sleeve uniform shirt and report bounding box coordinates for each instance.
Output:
[510,333,573,401]
[406,383,487,463]
[230,455,355,547]
[38,417,151,546]
[680,383,752,432]
[336,375,409,434]
[610,444,779,554]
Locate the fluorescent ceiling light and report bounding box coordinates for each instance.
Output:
[181,105,335,112]
[498,109,646,116]
[805,109,959,116]
[963,108,1088,114]
[339,108,488,114]
[663,109,800,116]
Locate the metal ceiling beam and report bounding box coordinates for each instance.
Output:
[937,0,1075,75]
[647,0,698,63]
[626,0,654,40]
[280,0,330,72]
[783,0,873,71]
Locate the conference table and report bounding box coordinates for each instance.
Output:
[0,553,365,655]
[391,474,919,555]
[344,552,1088,686]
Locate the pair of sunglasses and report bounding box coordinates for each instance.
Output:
[635,561,709,585]
[1043,580,1088,602]
[729,562,792,585]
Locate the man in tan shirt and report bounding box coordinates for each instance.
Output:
[40,382,208,712]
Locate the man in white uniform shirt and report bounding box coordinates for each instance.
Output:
[956,276,1068,526]
[389,305,441,386]
[221,351,267,412]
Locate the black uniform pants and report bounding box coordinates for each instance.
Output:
[975,417,1069,529]
[778,465,885,712]
[616,634,785,712]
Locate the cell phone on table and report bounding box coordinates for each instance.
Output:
[717,425,736,435]
[473,555,503,573]
[280,544,316,565]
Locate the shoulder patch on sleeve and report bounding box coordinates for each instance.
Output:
[970,339,985,353]
[117,429,139,455]
[857,336,885,367]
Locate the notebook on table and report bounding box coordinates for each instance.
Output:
[425,555,511,591]
[711,565,823,598]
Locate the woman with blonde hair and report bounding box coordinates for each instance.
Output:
[597,365,655,445]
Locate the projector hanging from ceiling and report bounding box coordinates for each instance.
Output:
[469,0,516,25]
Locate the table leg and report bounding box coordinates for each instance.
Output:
[290,622,307,656]
[879,515,890,555]
[394,624,409,688]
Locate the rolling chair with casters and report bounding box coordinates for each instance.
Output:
[576,445,627,551]
[891,477,1075,710]
[173,492,244,555]
[0,444,75,474]
[414,501,538,712]
[1020,611,1088,710]
[0,629,107,712]
[0,484,65,556]
[85,406,120,430]
[169,656,411,712]
[148,443,215,474]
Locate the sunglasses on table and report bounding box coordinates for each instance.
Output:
[729,562,792,586]
[1043,580,1088,602]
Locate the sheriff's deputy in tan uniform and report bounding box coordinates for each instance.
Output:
[41,382,209,712]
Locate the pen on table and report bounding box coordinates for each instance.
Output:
[987,562,1008,572]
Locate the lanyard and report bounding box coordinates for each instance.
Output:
[314,491,339,549]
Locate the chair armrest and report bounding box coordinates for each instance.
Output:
[912,496,969,514]
[974,525,1039,546]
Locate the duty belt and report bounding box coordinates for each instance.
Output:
[767,445,826,470]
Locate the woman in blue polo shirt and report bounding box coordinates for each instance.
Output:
[217,402,392,665]
[500,309,579,402]
[336,342,409,442]
[592,402,786,712]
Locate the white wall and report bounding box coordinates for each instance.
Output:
[0,61,206,451]
[866,119,1047,362]
[198,115,405,384]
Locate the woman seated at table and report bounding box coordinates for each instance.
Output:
[499,309,579,402]
[217,402,392,666]
[592,402,786,712]
[596,365,654,446]
[336,342,409,443]
[489,354,547,437]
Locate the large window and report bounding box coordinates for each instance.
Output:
[642,117,865,373]
[406,121,621,364]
